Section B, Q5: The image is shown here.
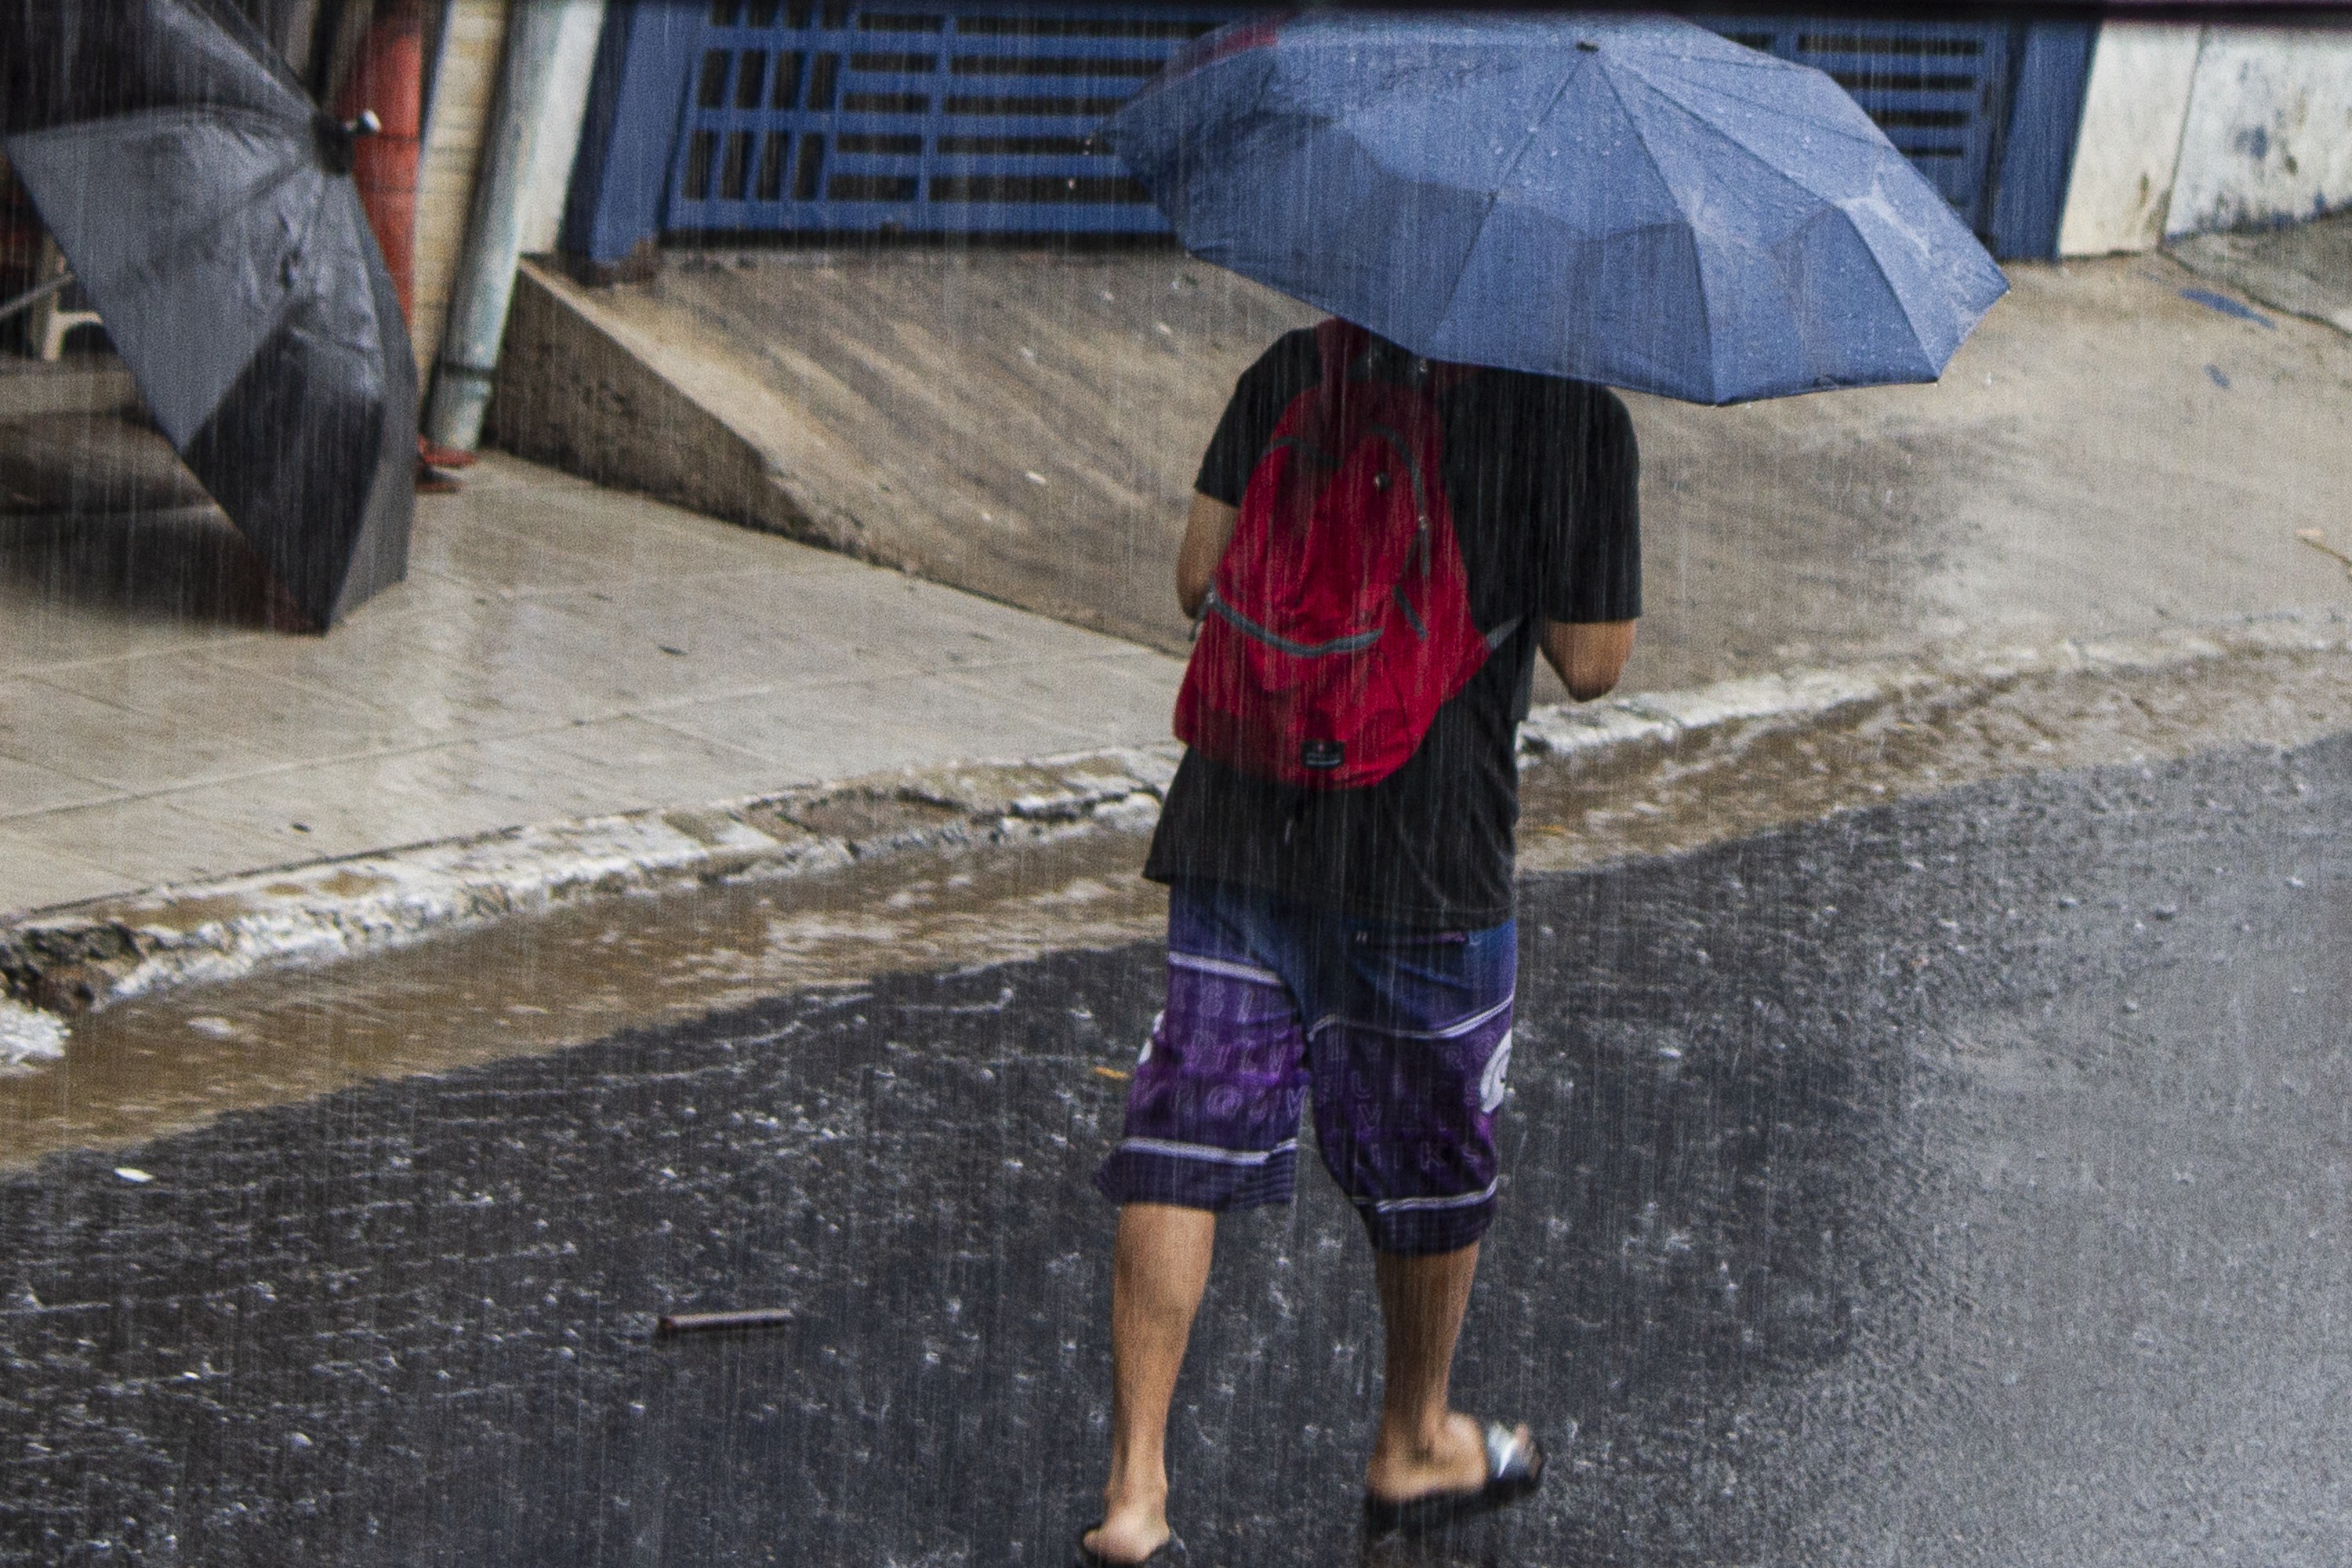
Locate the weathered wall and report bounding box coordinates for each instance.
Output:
[2061,24,2352,254]
[413,0,604,386]
[2056,24,2203,256]
[2169,30,2352,236]
[413,0,509,379]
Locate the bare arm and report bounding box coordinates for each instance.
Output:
[1539,619,1636,702]
[1176,492,1240,619]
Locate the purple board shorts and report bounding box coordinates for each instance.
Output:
[1094,880,1517,1255]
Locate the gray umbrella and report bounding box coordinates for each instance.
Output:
[2,0,414,629]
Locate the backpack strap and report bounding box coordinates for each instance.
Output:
[1309,318,1372,452]
[1315,316,1373,401]
[1254,319,1370,477]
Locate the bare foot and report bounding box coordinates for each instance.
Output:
[1082,1494,1173,1564]
[1365,1412,1523,1502]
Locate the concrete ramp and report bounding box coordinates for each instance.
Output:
[490,250,1311,655]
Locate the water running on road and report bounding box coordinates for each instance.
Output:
[3,709,2344,1564]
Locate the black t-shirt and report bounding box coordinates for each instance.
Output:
[1143,328,1642,928]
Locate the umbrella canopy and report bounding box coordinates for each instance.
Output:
[2,0,415,628]
[1102,13,2010,405]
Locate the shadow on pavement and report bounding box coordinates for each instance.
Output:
[0,412,287,629]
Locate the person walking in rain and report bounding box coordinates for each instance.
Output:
[1074,6,2009,1553]
[1076,316,1640,1564]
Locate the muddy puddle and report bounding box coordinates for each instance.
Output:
[0,832,1170,1167]
[6,634,2350,1167]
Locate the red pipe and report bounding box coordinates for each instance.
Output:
[336,0,474,479]
[334,0,425,324]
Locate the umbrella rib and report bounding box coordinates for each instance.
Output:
[1612,62,1886,206]
[1625,58,1886,150]
[1599,66,1716,399]
[22,107,315,281]
[1617,64,1987,371]
[1608,67,1844,222]
[1425,56,1590,358]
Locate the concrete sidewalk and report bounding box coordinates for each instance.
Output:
[0,450,1181,919]
[491,245,2352,697]
[5,224,2350,957]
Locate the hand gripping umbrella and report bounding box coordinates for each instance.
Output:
[1102,13,2010,405]
[2,0,416,628]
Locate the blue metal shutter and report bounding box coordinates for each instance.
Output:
[662,2,1242,238]
[650,7,2024,242]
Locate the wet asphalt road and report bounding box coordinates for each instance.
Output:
[2,734,2347,1566]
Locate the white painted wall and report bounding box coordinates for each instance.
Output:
[2060,24,2352,255]
[2056,24,2202,256]
[2168,30,2352,236]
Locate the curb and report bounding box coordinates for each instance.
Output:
[1515,618,2347,765]
[0,746,1181,1057]
[3,615,2344,1064]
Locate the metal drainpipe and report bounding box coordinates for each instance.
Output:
[422,0,572,452]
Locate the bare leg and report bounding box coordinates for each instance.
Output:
[1364,1243,1527,1501]
[1087,1203,1216,1563]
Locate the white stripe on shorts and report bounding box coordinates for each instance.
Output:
[1367,1177,1501,1214]
[1309,992,1515,1044]
[1117,1136,1301,1167]
[1168,951,1288,988]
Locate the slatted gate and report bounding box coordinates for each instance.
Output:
[662,2,1235,238]
[1709,16,2016,231]
[641,5,2027,243]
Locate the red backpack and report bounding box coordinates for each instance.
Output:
[1175,319,1514,789]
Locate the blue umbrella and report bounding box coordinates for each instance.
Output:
[1101,12,2009,405]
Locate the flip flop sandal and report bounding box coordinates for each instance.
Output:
[1070,1526,1186,1566]
[1361,1421,1548,1537]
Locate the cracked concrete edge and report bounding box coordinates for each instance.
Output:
[0,743,1185,1041]
[2,614,2343,1052]
[1515,617,2349,768]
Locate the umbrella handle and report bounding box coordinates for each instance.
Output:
[311,109,380,176]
